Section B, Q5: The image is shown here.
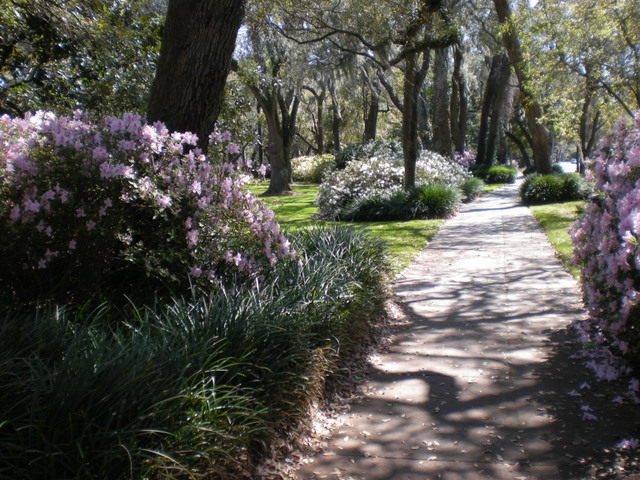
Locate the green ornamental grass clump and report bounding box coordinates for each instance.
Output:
[520,172,591,204]
[0,225,389,480]
[460,176,485,202]
[484,165,518,184]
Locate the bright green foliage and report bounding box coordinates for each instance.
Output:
[520,172,591,204]
[482,165,518,184]
[530,201,584,278]
[460,177,485,202]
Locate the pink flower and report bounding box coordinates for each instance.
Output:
[226,143,240,155]
[156,195,172,209]
[9,205,20,221]
[24,199,41,212]
[86,220,96,231]
[69,240,77,249]
[186,229,199,247]
[617,438,640,450]
[189,266,202,278]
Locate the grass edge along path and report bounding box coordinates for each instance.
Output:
[249,182,443,273]
[529,200,585,279]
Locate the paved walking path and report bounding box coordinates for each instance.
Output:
[294,182,638,480]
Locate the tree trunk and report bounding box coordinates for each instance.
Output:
[400,52,431,190]
[402,54,420,190]
[418,91,431,149]
[493,0,551,174]
[363,89,380,142]
[432,47,453,158]
[477,53,511,166]
[450,44,467,155]
[147,0,245,152]
[304,86,325,153]
[330,81,342,151]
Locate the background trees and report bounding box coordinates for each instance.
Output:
[1,0,638,182]
[0,0,163,116]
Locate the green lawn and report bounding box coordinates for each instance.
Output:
[247,181,443,272]
[529,200,584,279]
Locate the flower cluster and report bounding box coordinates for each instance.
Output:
[0,111,294,305]
[316,149,470,219]
[453,149,477,170]
[570,111,640,372]
[291,154,336,183]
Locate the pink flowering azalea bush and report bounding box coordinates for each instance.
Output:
[0,111,293,306]
[571,112,640,371]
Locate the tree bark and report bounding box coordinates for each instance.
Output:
[450,44,467,155]
[147,0,245,152]
[432,47,453,158]
[401,51,431,190]
[493,0,551,174]
[363,89,380,142]
[477,53,511,166]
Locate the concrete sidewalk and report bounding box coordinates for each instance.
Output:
[295,182,594,479]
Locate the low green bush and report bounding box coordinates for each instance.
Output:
[460,177,485,202]
[0,225,388,480]
[520,172,591,204]
[411,183,462,219]
[339,183,462,221]
[484,165,518,184]
[292,154,336,183]
[339,190,412,221]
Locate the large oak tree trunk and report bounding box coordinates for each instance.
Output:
[147,0,245,152]
[493,0,551,174]
[477,53,511,166]
[400,52,431,190]
[450,44,467,155]
[432,47,453,158]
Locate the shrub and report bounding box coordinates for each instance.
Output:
[333,140,402,170]
[561,171,592,199]
[0,111,294,308]
[484,164,518,184]
[316,149,470,219]
[460,177,484,202]
[410,183,462,219]
[291,154,335,183]
[519,173,564,203]
[571,112,640,373]
[0,225,389,480]
[340,190,412,221]
[520,172,591,204]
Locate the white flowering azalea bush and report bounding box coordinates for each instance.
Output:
[316,148,471,219]
[292,154,335,183]
[571,112,640,377]
[0,111,294,306]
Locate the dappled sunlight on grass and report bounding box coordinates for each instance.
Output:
[530,200,584,279]
[245,181,442,272]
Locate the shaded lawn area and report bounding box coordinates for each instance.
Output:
[529,200,584,279]
[248,182,443,272]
